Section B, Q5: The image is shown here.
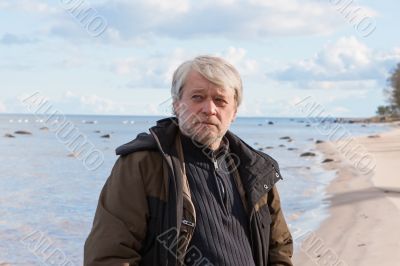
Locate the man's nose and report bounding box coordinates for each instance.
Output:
[201,99,217,115]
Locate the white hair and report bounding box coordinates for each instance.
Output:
[171,55,243,107]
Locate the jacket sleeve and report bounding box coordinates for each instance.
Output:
[84,153,151,266]
[268,186,293,266]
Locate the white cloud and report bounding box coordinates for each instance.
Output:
[3,0,378,44]
[272,36,400,85]
[0,0,58,14]
[111,49,189,89]
[41,0,366,42]
[328,106,351,115]
[111,47,260,89]
[219,47,259,76]
[57,91,170,115]
[78,94,122,113]
[145,0,190,13]
[0,33,38,45]
[0,100,6,112]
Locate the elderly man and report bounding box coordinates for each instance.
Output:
[84,55,293,265]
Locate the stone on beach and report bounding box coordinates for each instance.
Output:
[4,133,15,138]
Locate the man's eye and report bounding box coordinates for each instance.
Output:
[215,98,227,105]
[192,95,202,100]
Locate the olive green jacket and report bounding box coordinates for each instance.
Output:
[84,117,293,265]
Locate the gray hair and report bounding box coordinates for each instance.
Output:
[171,55,243,107]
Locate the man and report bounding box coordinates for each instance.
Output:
[84,55,293,265]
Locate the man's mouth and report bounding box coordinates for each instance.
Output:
[200,122,217,126]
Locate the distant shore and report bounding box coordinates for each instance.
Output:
[293,122,400,266]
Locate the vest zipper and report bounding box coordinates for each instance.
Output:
[213,157,218,170]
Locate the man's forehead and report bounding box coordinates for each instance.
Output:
[188,87,231,95]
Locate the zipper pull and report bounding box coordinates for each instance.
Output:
[213,158,218,170]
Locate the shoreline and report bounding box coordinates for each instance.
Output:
[293,124,400,265]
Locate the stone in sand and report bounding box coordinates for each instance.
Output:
[280,136,291,140]
[322,158,334,163]
[316,140,324,144]
[4,133,15,138]
[101,134,111,138]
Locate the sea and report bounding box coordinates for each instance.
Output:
[0,114,390,265]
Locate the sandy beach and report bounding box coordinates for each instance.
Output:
[294,123,400,266]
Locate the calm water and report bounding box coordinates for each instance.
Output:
[0,114,390,265]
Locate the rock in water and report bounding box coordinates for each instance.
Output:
[300,152,316,157]
[14,130,32,135]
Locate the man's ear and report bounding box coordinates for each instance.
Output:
[232,107,238,122]
[172,101,179,116]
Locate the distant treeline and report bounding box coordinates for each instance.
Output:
[376,63,400,118]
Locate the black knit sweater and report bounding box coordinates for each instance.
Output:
[180,134,255,266]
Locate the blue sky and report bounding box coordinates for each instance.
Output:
[1,0,399,117]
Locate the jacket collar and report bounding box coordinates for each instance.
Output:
[116,117,283,207]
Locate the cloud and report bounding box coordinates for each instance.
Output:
[2,0,378,44]
[110,46,260,89]
[99,0,344,40]
[57,91,126,114]
[272,36,400,86]
[219,47,259,76]
[0,33,38,45]
[111,48,194,89]
[0,63,33,71]
[0,100,6,112]
[0,0,58,14]
[39,0,369,43]
[52,91,168,115]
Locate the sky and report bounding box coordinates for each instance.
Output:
[0,0,399,117]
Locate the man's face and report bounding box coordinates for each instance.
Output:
[173,70,237,150]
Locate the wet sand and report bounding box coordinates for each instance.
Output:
[293,125,400,266]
